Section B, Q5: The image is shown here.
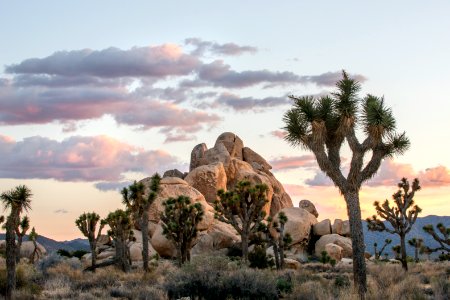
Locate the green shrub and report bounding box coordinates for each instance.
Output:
[248,245,274,269]
[334,274,351,288]
[57,249,72,258]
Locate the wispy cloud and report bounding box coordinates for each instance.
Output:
[54,209,69,214]
[270,155,317,171]
[0,135,180,182]
[185,38,258,56]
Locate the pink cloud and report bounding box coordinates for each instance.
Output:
[270,155,316,171]
[0,135,180,182]
[270,130,287,139]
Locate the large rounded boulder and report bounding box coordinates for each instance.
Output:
[275,207,317,249]
[315,234,352,258]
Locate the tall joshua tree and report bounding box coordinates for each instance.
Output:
[215,181,268,262]
[15,216,30,263]
[161,196,204,266]
[122,173,161,271]
[408,238,423,262]
[105,209,134,272]
[283,71,409,297]
[422,223,449,258]
[75,212,106,271]
[367,178,422,270]
[0,185,32,300]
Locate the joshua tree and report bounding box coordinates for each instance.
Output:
[15,216,30,263]
[367,178,421,270]
[0,185,32,300]
[408,237,423,262]
[29,227,40,263]
[259,211,292,270]
[374,238,392,259]
[319,250,336,267]
[75,212,106,271]
[215,181,268,262]
[422,223,449,257]
[161,196,204,266]
[105,209,134,272]
[283,71,409,297]
[122,173,161,272]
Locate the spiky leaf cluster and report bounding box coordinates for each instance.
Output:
[121,173,161,222]
[16,216,30,238]
[422,223,450,253]
[367,178,422,235]
[214,180,268,235]
[0,185,32,213]
[160,196,204,250]
[105,209,134,242]
[408,237,423,248]
[283,71,409,191]
[75,212,106,243]
[29,227,38,242]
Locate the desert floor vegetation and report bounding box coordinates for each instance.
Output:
[0,254,448,299]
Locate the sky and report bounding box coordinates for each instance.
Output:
[0,1,449,240]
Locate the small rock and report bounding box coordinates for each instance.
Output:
[299,200,319,218]
[313,219,332,236]
[163,169,184,179]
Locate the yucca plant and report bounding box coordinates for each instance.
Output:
[0,185,32,300]
[374,238,392,260]
[367,178,422,270]
[422,223,449,259]
[408,237,424,262]
[122,173,161,271]
[161,196,204,266]
[75,212,106,271]
[28,227,40,263]
[283,71,409,298]
[15,215,30,263]
[214,181,268,262]
[105,209,135,272]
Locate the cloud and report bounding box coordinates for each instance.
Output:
[185,38,258,56]
[304,159,450,188]
[301,71,367,87]
[270,155,317,171]
[270,130,287,139]
[0,80,220,133]
[195,60,301,88]
[94,181,132,192]
[0,135,180,182]
[6,44,200,78]
[54,209,69,214]
[213,92,291,111]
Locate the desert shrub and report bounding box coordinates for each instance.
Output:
[276,272,293,295]
[226,244,242,258]
[57,249,72,257]
[248,245,274,269]
[37,252,63,276]
[0,263,43,296]
[72,249,89,259]
[431,275,449,300]
[291,280,330,300]
[164,256,279,299]
[334,274,351,288]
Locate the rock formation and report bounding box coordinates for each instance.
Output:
[92,132,355,265]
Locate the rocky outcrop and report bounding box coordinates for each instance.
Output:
[242,147,272,172]
[276,207,317,252]
[325,243,343,261]
[299,200,319,218]
[163,169,184,179]
[215,132,244,160]
[19,241,46,261]
[315,234,352,258]
[313,219,332,236]
[184,162,227,203]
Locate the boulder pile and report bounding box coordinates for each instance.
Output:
[92,132,355,265]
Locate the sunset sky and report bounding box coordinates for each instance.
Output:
[1,1,449,240]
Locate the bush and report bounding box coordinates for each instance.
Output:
[72,250,89,259]
[248,245,274,269]
[334,274,351,288]
[164,256,280,299]
[57,249,72,258]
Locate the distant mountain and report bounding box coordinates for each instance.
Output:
[0,233,89,253]
[363,215,450,257]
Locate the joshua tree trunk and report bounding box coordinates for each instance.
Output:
[90,242,97,271]
[414,245,419,262]
[400,234,408,271]
[15,235,23,264]
[279,235,285,270]
[5,213,18,300]
[115,234,130,272]
[241,230,249,262]
[141,211,150,272]
[273,243,280,270]
[344,191,367,299]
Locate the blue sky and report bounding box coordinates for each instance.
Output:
[1,1,449,239]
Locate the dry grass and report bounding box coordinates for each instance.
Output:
[1,257,448,299]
